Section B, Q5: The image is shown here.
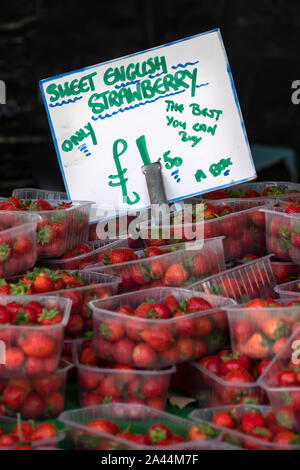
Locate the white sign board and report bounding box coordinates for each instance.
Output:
[40,29,256,213]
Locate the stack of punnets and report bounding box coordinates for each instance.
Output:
[0,183,300,450]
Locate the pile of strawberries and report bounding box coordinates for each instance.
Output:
[70,417,214,450]
[0,267,115,339]
[144,200,266,260]
[94,294,227,369]
[0,212,36,278]
[260,348,300,431]
[0,196,71,212]
[0,421,58,449]
[229,298,300,359]
[0,196,89,259]
[0,367,67,419]
[173,350,270,406]
[91,244,222,291]
[208,408,300,450]
[0,267,88,296]
[0,299,66,378]
[75,339,172,410]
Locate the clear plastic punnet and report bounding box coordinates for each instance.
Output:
[189,404,300,450]
[12,188,68,201]
[0,360,73,420]
[83,237,226,293]
[58,403,238,450]
[45,271,121,339]
[225,298,300,360]
[191,254,277,303]
[261,206,300,263]
[0,415,65,450]
[72,339,175,410]
[0,295,71,377]
[171,361,267,408]
[0,198,93,258]
[3,270,121,340]
[0,211,38,277]
[274,279,300,298]
[139,198,271,260]
[90,287,234,368]
[38,238,130,270]
[259,329,300,432]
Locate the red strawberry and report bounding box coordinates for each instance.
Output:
[61,290,83,314]
[21,393,46,419]
[26,301,43,314]
[66,314,84,336]
[173,312,197,337]
[0,282,10,295]
[97,376,123,398]
[186,297,212,312]
[82,393,102,407]
[7,196,22,208]
[245,189,260,198]
[25,357,44,377]
[111,338,134,364]
[106,248,137,264]
[87,418,119,435]
[21,331,55,358]
[163,295,180,312]
[38,308,62,326]
[144,247,164,257]
[11,422,34,441]
[198,355,221,375]
[13,236,32,254]
[116,305,134,315]
[0,435,19,447]
[223,238,242,259]
[31,422,57,441]
[223,367,253,384]
[33,375,61,397]
[0,305,11,324]
[79,347,99,366]
[134,302,153,318]
[141,377,166,398]
[30,199,53,211]
[100,321,124,342]
[285,204,300,214]
[132,343,157,368]
[140,327,173,351]
[278,370,297,387]
[189,253,208,276]
[148,303,171,319]
[219,353,250,375]
[5,347,25,370]
[212,411,235,428]
[164,264,188,286]
[31,273,54,293]
[233,319,252,343]
[240,410,265,434]
[3,384,28,409]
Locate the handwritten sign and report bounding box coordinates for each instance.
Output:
[40,29,256,212]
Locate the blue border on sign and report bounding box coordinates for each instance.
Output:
[39,28,256,208]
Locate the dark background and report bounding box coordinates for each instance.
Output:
[1,0,299,195]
